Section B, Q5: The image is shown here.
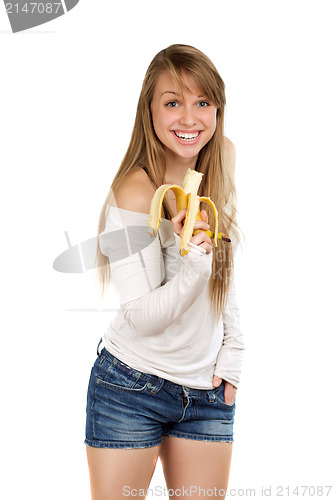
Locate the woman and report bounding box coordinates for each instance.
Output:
[85,44,245,499]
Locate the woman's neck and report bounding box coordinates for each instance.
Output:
[164,148,198,186]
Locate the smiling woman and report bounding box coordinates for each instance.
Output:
[150,70,217,155]
[85,44,245,500]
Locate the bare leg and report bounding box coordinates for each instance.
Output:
[159,436,233,499]
[86,443,161,500]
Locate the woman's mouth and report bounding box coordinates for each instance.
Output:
[172,130,202,145]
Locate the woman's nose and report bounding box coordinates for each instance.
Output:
[179,106,196,127]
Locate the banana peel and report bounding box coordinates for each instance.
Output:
[148,168,231,257]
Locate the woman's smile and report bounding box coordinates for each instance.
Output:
[172,130,203,145]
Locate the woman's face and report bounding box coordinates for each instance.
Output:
[150,70,217,161]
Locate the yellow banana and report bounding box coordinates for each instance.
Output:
[148,168,231,257]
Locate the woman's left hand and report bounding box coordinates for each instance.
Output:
[212,376,237,405]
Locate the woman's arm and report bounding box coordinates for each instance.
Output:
[121,238,212,336]
[100,176,213,337]
[213,271,245,389]
[212,137,245,389]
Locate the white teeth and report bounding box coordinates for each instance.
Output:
[174,131,200,140]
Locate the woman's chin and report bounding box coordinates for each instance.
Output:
[164,144,201,161]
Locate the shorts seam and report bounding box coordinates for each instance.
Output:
[91,371,98,440]
[84,438,162,449]
[100,349,158,385]
[162,430,233,442]
[95,378,150,393]
[214,395,236,408]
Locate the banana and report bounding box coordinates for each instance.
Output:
[148,168,231,257]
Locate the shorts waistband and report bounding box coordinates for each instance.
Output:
[98,344,214,396]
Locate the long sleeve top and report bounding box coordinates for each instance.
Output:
[98,206,245,390]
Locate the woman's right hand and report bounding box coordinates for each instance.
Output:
[171,209,214,254]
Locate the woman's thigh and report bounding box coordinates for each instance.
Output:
[84,349,167,449]
[84,346,237,498]
[158,380,237,498]
[86,444,161,500]
[84,349,165,498]
[159,436,233,499]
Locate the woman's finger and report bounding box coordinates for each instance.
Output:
[191,229,213,246]
[212,375,222,387]
[200,209,208,224]
[171,209,187,235]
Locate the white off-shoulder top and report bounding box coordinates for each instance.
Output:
[98,206,245,390]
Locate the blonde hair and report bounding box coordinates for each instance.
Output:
[95,43,243,323]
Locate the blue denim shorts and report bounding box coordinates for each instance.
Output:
[84,341,236,449]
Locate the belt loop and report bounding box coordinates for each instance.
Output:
[97,337,103,357]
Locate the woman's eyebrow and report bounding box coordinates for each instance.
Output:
[160,91,179,97]
[160,91,207,98]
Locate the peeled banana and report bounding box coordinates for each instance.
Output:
[148,168,231,257]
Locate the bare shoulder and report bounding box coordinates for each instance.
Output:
[113,166,155,214]
[223,136,236,162]
[223,136,236,176]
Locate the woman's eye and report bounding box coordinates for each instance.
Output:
[165,100,210,108]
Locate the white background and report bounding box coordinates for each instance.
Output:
[1,1,332,499]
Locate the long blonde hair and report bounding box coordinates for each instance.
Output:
[95,43,243,323]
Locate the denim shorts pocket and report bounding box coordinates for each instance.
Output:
[95,355,150,393]
[213,381,236,408]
